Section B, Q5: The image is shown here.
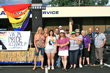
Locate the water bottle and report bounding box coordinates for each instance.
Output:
[104,63,110,67]
[45,66,48,73]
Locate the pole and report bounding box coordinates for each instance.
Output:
[45,66,48,73]
[79,0,80,6]
[32,0,43,46]
[69,17,73,34]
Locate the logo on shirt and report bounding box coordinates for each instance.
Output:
[84,38,86,40]
[49,39,55,45]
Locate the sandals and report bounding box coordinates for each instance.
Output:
[64,69,68,72]
[69,67,73,69]
[62,68,65,70]
[41,66,44,70]
[33,67,36,70]
[62,68,68,72]
[33,65,44,70]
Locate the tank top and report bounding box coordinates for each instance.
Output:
[45,36,56,50]
[36,36,45,48]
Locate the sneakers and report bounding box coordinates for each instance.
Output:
[79,64,83,68]
[51,66,54,70]
[84,64,90,66]
[90,64,96,66]
[48,66,54,70]
[99,64,103,68]
[48,66,50,70]
[56,66,61,68]
[93,64,96,67]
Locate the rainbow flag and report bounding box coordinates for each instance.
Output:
[0,32,7,48]
[51,39,55,44]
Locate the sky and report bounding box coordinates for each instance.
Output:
[105,0,110,6]
[0,0,110,6]
[0,0,51,6]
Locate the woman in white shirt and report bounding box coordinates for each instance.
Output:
[45,30,57,70]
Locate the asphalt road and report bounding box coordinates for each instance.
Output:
[0,66,110,73]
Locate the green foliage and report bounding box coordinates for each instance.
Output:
[49,0,108,6]
[49,0,73,6]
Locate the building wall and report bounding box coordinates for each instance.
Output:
[43,18,69,31]
[82,17,110,33]
[0,17,110,34]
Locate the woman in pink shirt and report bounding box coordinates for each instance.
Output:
[57,30,69,72]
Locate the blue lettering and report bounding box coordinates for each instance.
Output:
[52,11,55,14]
[47,11,51,14]
[42,11,59,14]
[0,11,6,15]
[49,11,52,14]
[14,12,22,14]
[56,11,59,14]
[43,11,46,14]
[46,11,49,14]
[0,11,59,15]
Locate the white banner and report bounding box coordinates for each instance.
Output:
[0,31,30,50]
[1,7,110,18]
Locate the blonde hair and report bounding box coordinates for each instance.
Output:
[44,27,48,34]
[36,27,43,34]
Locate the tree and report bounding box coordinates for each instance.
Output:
[80,0,108,6]
[49,0,108,6]
[49,0,73,6]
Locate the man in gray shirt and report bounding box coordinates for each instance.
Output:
[95,27,106,68]
[54,28,59,40]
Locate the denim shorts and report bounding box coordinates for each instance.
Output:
[35,47,44,56]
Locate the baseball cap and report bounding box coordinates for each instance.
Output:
[75,29,80,32]
[58,25,63,29]
[60,30,65,33]
[71,31,76,34]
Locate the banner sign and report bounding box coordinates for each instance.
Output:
[0,31,30,50]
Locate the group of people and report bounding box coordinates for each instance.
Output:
[33,26,106,72]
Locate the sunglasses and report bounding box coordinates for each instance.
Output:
[95,30,99,31]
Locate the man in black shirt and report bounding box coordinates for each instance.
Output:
[86,28,96,66]
[89,33,94,45]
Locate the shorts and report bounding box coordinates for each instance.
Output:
[79,49,83,56]
[95,48,104,60]
[35,47,44,56]
[58,50,68,56]
[83,48,90,57]
[45,49,55,53]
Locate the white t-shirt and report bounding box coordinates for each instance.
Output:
[45,36,56,49]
